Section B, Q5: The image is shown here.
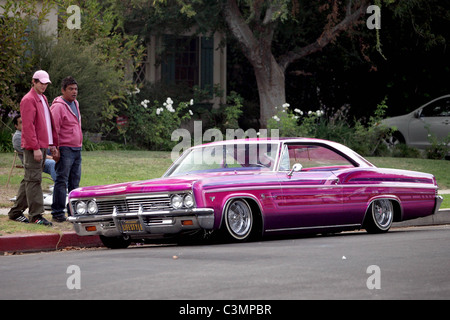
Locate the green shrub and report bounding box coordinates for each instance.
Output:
[123,94,193,151]
[426,131,450,160]
[391,144,422,158]
[0,0,54,123]
[267,98,394,157]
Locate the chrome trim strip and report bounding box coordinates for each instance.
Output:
[265,223,361,233]
[67,208,214,223]
[70,192,172,202]
[205,184,438,193]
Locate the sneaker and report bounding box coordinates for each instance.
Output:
[52,214,66,223]
[10,214,29,223]
[31,216,53,226]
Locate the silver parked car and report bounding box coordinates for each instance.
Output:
[382,95,450,150]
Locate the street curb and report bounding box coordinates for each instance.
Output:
[0,232,103,254]
[393,208,450,228]
[1,209,449,254]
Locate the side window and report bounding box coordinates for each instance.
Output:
[420,98,450,117]
[279,145,290,171]
[279,144,354,171]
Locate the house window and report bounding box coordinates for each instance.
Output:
[134,53,147,84]
[161,35,213,90]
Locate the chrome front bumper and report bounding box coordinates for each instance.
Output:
[67,206,215,237]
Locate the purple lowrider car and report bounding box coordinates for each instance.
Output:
[67,138,443,248]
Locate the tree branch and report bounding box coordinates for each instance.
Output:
[278,0,369,71]
[247,0,263,24]
[223,0,277,66]
[223,0,259,61]
[262,2,281,25]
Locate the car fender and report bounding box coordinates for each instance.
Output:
[216,193,264,230]
[362,195,403,223]
[382,114,412,143]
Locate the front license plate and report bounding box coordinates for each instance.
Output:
[120,220,143,232]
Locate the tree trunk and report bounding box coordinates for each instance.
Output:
[253,56,286,128]
[223,0,285,128]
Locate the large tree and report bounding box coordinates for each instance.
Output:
[222,0,371,127]
[129,0,370,127]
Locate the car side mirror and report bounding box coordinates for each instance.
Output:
[414,110,421,118]
[288,163,302,177]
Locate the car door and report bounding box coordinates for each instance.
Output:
[271,143,349,231]
[408,97,450,149]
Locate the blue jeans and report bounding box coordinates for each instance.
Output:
[52,147,82,217]
[44,158,56,181]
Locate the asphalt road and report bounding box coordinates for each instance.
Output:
[1,225,449,302]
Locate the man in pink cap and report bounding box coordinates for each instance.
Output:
[8,70,59,226]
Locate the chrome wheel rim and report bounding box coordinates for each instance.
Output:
[384,136,400,149]
[372,199,393,230]
[226,200,252,239]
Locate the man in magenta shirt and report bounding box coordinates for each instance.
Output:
[8,70,59,226]
[50,76,82,222]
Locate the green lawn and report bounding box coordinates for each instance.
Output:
[1,151,449,207]
[77,150,174,186]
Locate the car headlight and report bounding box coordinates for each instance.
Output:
[183,194,194,208]
[75,201,87,215]
[171,195,183,209]
[171,193,195,209]
[87,200,98,214]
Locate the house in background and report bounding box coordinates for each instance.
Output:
[1,0,227,107]
[135,32,227,107]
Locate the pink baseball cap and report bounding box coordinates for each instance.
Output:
[32,70,51,84]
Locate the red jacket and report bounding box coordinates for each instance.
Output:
[20,88,58,150]
[50,96,82,148]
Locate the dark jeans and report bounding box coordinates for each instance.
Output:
[52,147,82,217]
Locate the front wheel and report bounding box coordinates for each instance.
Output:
[364,199,394,234]
[224,199,254,241]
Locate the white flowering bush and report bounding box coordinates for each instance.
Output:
[267,103,324,138]
[267,99,398,156]
[125,95,193,150]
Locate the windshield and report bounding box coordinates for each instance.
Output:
[165,142,279,176]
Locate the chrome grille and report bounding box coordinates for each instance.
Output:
[96,199,127,215]
[96,194,171,215]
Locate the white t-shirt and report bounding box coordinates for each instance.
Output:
[38,94,53,145]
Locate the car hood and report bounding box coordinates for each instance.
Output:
[68,170,276,199]
[69,175,202,198]
[380,113,412,126]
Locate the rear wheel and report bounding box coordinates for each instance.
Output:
[364,199,394,234]
[100,235,131,249]
[224,199,254,241]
